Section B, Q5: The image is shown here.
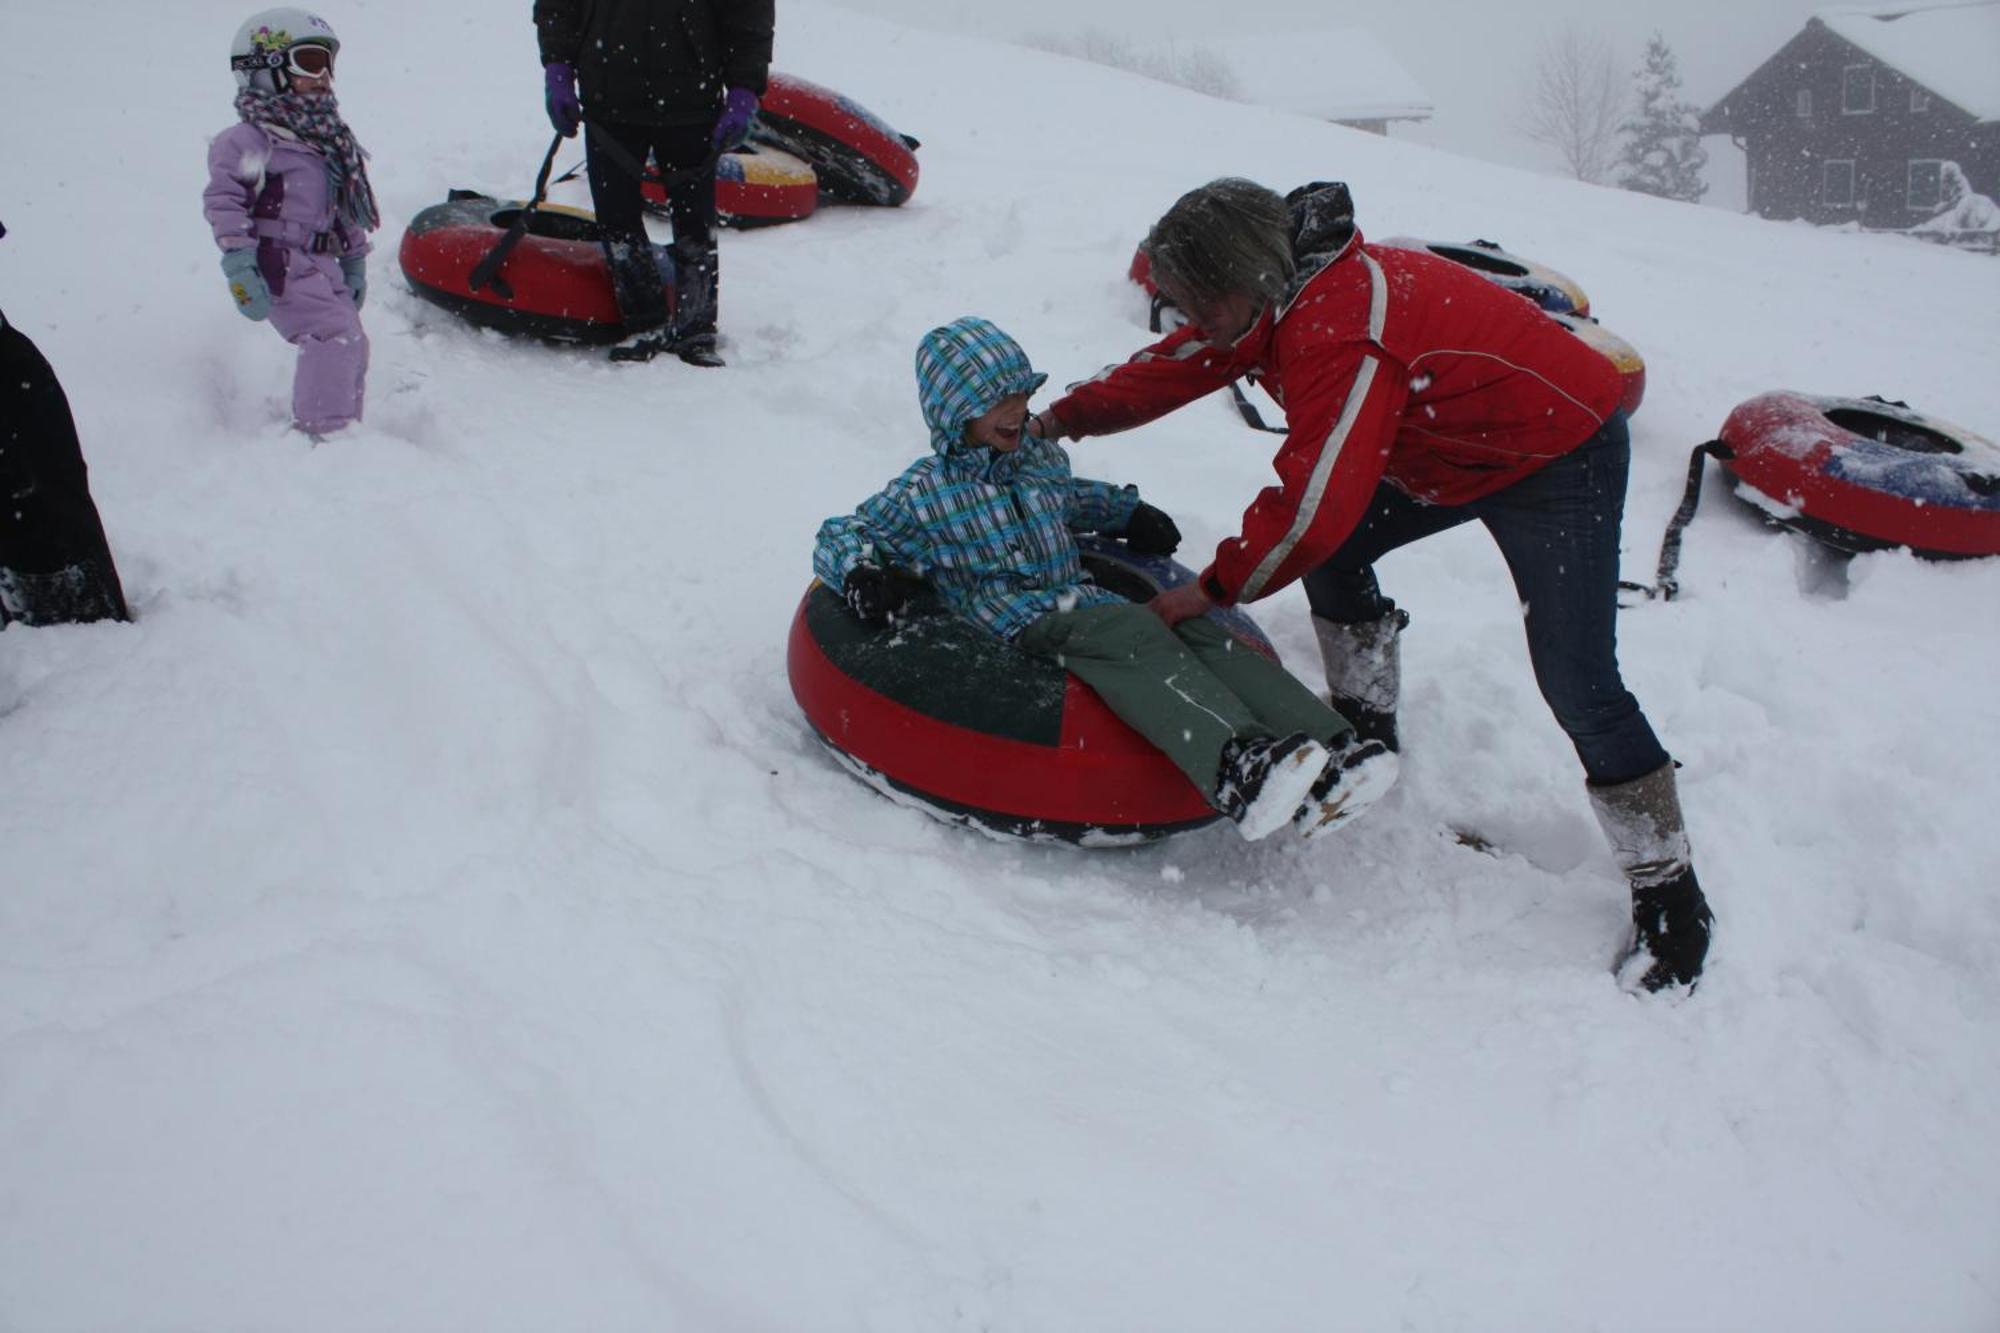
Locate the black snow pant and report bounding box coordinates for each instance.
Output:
[584,119,719,343]
[0,314,128,628]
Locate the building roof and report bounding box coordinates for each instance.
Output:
[1153,30,1433,124]
[1816,3,2000,121]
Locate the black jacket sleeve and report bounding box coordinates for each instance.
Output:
[712,0,774,96]
[532,0,584,66]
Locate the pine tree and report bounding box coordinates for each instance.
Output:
[1617,33,1708,203]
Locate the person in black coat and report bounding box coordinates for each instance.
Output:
[533,0,774,366]
[1,224,129,629]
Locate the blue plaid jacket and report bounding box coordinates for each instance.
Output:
[814,317,1143,641]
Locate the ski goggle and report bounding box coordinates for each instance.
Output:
[232,41,335,79]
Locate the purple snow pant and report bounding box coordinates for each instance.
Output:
[264,247,368,434]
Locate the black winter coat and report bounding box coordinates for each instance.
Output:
[533,0,774,128]
[0,311,128,627]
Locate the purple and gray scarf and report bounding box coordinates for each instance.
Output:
[234,88,380,232]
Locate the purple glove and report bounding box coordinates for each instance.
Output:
[544,61,581,138]
[712,86,759,151]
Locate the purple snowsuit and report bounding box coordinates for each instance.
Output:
[204,123,370,434]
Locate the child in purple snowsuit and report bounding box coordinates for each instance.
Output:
[204,8,379,437]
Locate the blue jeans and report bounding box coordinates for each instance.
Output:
[1301,414,1668,785]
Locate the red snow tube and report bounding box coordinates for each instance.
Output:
[1377,237,1590,315]
[1129,246,1159,296]
[643,143,819,228]
[398,194,672,343]
[1718,392,2000,559]
[747,71,920,206]
[1549,313,1645,417]
[787,540,1279,844]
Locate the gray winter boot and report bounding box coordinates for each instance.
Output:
[1587,762,1715,993]
[1311,607,1409,752]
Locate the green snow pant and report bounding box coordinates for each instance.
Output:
[1016,604,1352,798]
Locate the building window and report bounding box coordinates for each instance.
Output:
[1908,159,1945,210]
[1824,159,1857,206]
[1843,64,1875,113]
[1911,88,1931,113]
[1796,88,1813,118]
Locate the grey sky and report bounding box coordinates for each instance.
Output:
[828,0,1836,178]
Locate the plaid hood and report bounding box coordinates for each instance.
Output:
[915,317,1049,456]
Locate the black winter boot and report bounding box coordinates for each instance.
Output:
[672,333,726,368]
[1624,867,1714,993]
[669,236,719,344]
[0,558,128,628]
[1587,762,1715,993]
[607,332,670,363]
[1311,607,1409,752]
[602,237,671,337]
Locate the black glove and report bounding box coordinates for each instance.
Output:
[1120,502,1182,556]
[843,564,926,627]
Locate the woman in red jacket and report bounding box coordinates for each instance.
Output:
[1031,178,1712,993]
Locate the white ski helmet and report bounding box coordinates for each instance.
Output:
[230,8,340,93]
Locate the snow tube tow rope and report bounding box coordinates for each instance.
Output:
[400,193,674,343]
[1619,440,1735,604]
[787,538,1278,844]
[747,71,920,206]
[1718,393,2000,560]
[467,131,564,298]
[1376,237,1590,315]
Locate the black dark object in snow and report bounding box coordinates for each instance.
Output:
[0,314,129,628]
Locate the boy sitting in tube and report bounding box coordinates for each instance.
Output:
[813,317,1399,841]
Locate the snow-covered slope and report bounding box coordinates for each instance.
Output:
[3,2,1998,1328]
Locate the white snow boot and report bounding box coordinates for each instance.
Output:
[1294,736,1400,840]
[1214,733,1332,842]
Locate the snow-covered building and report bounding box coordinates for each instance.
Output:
[1203,30,1433,135]
[1703,3,2000,228]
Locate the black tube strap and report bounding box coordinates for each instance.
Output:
[468,131,565,299]
[1620,439,1736,603]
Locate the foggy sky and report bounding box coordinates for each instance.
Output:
[823,0,1840,178]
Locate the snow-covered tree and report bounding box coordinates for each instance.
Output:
[1915,162,2000,233]
[1519,25,1627,184]
[1616,33,1708,203]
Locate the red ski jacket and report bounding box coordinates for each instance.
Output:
[1048,226,1625,606]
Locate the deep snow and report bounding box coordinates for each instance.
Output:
[3,2,1999,1329]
